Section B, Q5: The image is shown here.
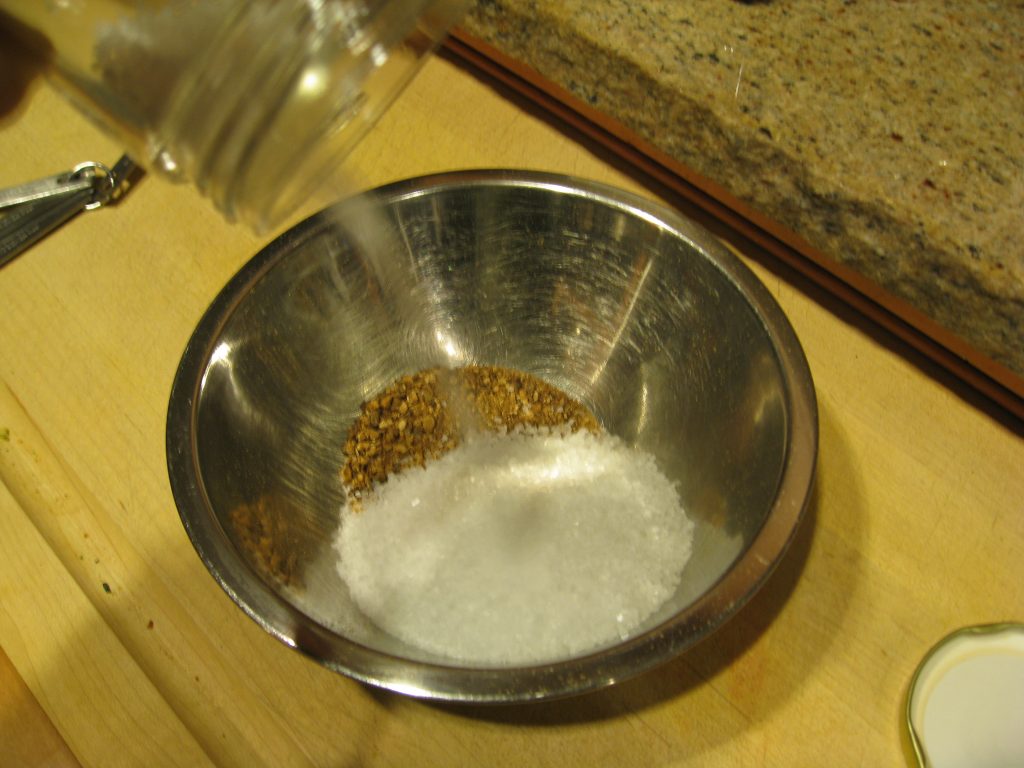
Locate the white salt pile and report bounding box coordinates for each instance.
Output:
[335,428,694,665]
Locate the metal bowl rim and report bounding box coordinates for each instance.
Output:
[166,169,818,703]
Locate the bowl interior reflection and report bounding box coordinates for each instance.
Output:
[170,171,816,701]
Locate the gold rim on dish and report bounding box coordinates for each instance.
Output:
[905,621,1024,767]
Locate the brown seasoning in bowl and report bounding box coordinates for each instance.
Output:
[341,365,599,507]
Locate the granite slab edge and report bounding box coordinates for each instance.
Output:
[461,0,1024,382]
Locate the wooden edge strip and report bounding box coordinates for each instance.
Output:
[0,378,311,767]
[443,29,1024,424]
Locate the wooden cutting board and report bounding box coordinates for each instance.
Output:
[1,51,1022,767]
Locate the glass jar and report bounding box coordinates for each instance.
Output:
[0,0,469,231]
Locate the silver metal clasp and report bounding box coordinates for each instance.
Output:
[0,154,143,268]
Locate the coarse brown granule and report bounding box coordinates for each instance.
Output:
[341,365,599,507]
[230,495,301,587]
[341,369,460,503]
[456,365,599,434]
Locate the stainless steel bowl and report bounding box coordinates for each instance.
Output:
[167,170,817,703]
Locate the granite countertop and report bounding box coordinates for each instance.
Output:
[460,0,1024,391]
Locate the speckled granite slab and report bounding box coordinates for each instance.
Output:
[460,0,1024,388]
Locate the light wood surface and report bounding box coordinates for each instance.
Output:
[1,55,1022,767]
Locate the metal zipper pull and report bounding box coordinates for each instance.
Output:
[0,155,143,269]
